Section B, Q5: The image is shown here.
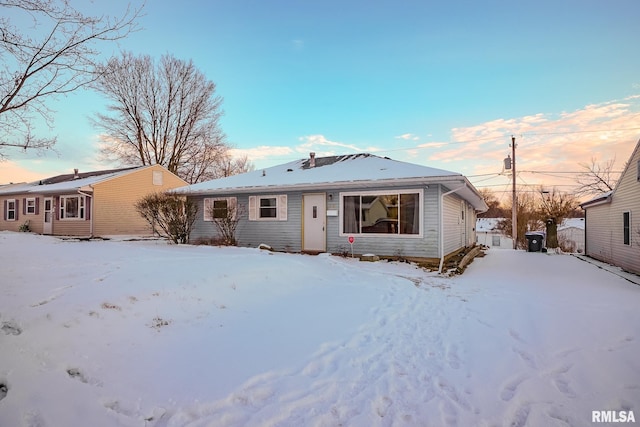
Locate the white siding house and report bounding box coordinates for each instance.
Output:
[581,139,640,275]
[476,218,513,248]
[174,154,487,269]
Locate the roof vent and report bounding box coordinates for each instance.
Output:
[309,152,316,168]
[73,168,79,179]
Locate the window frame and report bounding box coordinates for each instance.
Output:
[623,211,631,246]
[248,195,287,221]
[60,195,85,220]
[203,197,237,221]
[339,189,423,238]
[25,197,36,214]
[6,199,16,221]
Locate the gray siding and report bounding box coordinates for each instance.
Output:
[584,142,640,275]
[189,183,475,259]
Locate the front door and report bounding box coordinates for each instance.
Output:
[43,197,53,234]
[303,193,326,252]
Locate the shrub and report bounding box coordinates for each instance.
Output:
[135,193,198,244]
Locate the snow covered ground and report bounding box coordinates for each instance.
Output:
[0,232,638,427]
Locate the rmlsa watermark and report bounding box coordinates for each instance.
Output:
[592,410,636,423]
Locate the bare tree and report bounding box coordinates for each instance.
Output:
[575,157,619,197]
[212,153,255,179]
[92,52,229,183]
[0,0,143,158]
[477,188,507,218]
[206,197,245,245]
[538,187,579,249]
[497,192,543,249]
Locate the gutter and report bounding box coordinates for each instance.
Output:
[77,189,94,238]
[438,183,467,274]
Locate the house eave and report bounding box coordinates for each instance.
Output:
[175,175,489,211]
[580,193,613,209]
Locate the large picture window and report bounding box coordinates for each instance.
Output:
[60,196,85,219]
[341,190,421,236]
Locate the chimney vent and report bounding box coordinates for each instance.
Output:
[73,168,79,179]
[309,152,316,168]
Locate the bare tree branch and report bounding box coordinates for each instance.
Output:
[92,52,231,183]
[0,0,144,158]
[574,157,619,197]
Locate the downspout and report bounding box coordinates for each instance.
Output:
[78,190,93,238]
[438,183,467,274]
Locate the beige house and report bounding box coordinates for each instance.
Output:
[0,165,187,237]
[580,139,640,275]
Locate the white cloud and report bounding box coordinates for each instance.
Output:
[296,135,371,156]
[395,133,420,141]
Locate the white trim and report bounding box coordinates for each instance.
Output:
[338,188,423,238]
[5,198,16,221]
[25,197,36,214]
[59,195,85,220]
[203,197,237,221]
[249,194,288,221]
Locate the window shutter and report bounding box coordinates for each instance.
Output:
[85,196,91,221]
[15,200,19,220]
[23,198,26,215]
[203,198,212,221]
[3,200,6,220]
[248,196,257,221]
[229,197,238,221]
[35,197,40,215]
[278,195,287,221]
[55,197,60,220]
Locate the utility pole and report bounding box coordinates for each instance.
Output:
[511,135,517,249]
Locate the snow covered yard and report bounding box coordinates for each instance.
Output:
[0,232,639,427]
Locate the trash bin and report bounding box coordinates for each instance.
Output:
[525,232,545,252]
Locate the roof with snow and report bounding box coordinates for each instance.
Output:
[174,153,488,211]
[0,166,142,195]
[476,218,504,232]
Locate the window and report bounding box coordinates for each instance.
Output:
[341,190,422,236]
[203,197,237,221]
[623,211,631,245]
[60,196,85,219]
[260,197,277,218]
[5,199,16,221]
[26,198,36,214]
[248,195,287,221]
[492,235,501,247]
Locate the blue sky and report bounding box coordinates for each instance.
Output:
[3,0,640,200]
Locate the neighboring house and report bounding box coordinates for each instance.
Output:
[557,217,585,253]
[476,218,513,248]
[0,165,187,237]
[580,139,640,275]
[174,153,488,268]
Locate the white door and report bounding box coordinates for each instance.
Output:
[303,194,326,252]
[43,197,53,234]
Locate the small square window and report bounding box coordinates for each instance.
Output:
[259,197,277,218]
